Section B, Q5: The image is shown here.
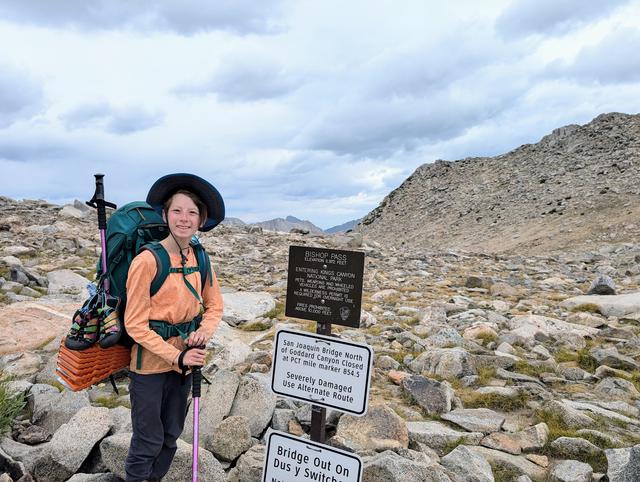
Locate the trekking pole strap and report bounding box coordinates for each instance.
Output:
[177,345,205,386]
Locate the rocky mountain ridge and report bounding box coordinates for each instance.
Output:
[359,112,640,255]
[325,218,361,234]
[250,215,324,234]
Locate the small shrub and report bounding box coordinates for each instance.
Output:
[49,380,65,392]
[427,373,463,390]
[366,325,384,336]
[476,366,497,385]
[238,321,272,331]
[441,437,464,455]
[513,360,548,378]
[460,390,529,412]
[93,395,130,409]
[548,292,568,302]
[630,371,640,392]
[562,383,589,395]
[579,431,620,450]
[400,387,416,406]
[475,331,498,345]
[576,348,598,373]
[390,349,420,365]
[542,440,608,473]
[0,377,26,434]
[440,342,459,349]
[535,408,578,441]
[490,462,521,482]
[402,316,420,327]
[570,303,601,314]
[554,348,578,363]
[299,320,317,333]
[263,301,285,320]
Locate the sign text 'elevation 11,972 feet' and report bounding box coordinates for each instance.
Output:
[271,329,373,415]
[263,430,363,482]
[285,246,364,328]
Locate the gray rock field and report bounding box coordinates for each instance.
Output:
[1,114,640,480]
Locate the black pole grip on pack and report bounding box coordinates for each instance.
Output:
[86,173,117,230]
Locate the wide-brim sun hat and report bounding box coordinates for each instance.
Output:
[146,173,225,232]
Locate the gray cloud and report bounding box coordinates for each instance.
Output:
[364,36,514,99]
[0,139,73,162]
[0,0,285,35]
[495,0,629,39]
[295,65,528,157]
[61,102,164,134]
[106,107,165,135]
[546,28,640,84]
[61,102,111,129]
[174,59,304,102]
[282,23,534,158]
[0,65,44,128]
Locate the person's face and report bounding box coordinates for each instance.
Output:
[164,193,201,243]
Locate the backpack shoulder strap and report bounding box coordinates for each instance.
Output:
[191,238,212,288]
[141,242,171,296]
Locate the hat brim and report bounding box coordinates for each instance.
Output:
[146,173,225,232]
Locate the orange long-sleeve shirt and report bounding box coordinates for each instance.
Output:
[124,247,223,374]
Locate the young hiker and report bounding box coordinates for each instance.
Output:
[124,173,224,482]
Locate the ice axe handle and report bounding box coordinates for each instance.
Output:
[86,173,117,230]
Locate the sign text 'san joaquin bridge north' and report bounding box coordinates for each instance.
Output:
[285,246,364,328]
[271,329,373,415]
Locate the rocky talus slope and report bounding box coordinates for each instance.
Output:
[359,112,640,255]
[1,190,640,480]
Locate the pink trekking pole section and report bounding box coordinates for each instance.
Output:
[192,365,202,481]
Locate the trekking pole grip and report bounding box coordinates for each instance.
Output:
[94,173,105,201]
[192,366,202,398]
[94,174,107,230]
[86,173,116,230]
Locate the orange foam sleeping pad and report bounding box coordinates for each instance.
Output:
[56,339,130,391]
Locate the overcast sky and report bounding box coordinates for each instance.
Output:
[0,1,639,229]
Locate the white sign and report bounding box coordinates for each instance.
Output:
[271,329,373,415]
[263,430,362,482]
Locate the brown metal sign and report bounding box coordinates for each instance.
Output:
[285,246,364,328]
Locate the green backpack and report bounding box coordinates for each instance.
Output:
[101,201,212,347]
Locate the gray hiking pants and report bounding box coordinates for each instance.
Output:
[125,371,192,482]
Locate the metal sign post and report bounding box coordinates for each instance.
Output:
[311,321,330,443]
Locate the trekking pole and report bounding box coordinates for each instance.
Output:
[86,174,117,292]
[191,363,203,482]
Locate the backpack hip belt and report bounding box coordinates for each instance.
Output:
[136,315,202,370]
